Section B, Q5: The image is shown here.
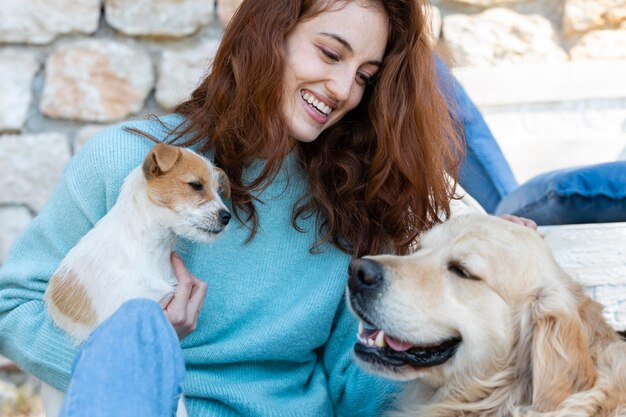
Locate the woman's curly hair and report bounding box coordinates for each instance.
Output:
[171,0,462,257]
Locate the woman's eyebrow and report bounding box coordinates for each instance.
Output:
[319,32,383,66]
[319,32,353,52]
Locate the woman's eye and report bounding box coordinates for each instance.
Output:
[356,72,373,86]
[188,182,204,192]
[320,48,340,62]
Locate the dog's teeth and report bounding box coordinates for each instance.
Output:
[375,330,386,347]
[358,321,365,335]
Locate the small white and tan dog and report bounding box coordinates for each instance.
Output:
[41,142,231,417]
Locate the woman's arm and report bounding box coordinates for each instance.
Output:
[0,129,147,391]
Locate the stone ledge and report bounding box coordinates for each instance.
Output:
[453,60,626,106]
[540,222,626,330]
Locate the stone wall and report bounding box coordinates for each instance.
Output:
[1,0,625,262]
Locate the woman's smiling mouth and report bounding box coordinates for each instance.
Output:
[301,90,333,118]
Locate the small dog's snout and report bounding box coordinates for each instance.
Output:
[348,258,385,292]
[219,209,231,226]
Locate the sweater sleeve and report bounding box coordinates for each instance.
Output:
[323,293,403,416]
[0,130,144,391]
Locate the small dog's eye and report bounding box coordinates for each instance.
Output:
[188,182,204,192]
[448,262,477,280]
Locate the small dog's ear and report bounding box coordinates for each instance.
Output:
[143,143,181,178]
[215,167,231,199]
[523,281,597,411]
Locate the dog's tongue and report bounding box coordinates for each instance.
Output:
[384,334,413,352]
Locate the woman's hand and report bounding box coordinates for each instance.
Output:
[499,214,538,230]
[160,252,208,340]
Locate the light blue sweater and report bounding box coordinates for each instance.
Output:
[0,114,400,416]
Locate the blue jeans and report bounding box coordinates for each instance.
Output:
[59,299,185,417]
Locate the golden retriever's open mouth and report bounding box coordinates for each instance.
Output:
[354,320,462,369]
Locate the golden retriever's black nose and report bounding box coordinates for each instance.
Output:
[349,258,384,291]
[219,209,231,226]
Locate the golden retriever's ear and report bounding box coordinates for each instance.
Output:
[526,282,597,411]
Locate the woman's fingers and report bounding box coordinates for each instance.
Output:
[186,276,208,329]
[162,252,208,340]
[499,214,538,230]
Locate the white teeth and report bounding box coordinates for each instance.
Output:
[375,330,386,347]
[301,91,332,116]
[359,321,365,335]
[316,101,331,115]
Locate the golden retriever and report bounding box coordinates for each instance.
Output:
[347,214,626,417]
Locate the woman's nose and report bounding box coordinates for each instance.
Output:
[326,68,354,102]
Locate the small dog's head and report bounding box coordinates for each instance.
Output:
[142,143,231,242]
[346,214,600,404]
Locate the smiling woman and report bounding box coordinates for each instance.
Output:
[281,2,388,143]
[175,0,460,257]
[0,0,462,416]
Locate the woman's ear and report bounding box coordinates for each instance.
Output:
[526,281,597,411]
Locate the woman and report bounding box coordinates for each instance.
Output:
[0,0,461,415]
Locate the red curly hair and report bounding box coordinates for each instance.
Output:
[172,0,462,257]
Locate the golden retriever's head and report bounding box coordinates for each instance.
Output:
[347,214,599,408]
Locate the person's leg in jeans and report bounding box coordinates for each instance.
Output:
[59,298,185,417]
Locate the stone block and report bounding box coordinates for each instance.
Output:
[0,206,32,263]
[542,222,626,330]
[429,6,443,44]
[40,40,154,123]
[564,0,626,35]
[0,0,100,44]
[0,133,71,212]
[453,60,626,105]
[105,0,213,37]
[453,61,626,182]
[483,103,626,183]
[0,50,39,132]
[216,0,243,29]
[594,284,626,331]
[570,29,626,60]
[156,40,220,110]
[74,125,109,153]
[443,8,567,67]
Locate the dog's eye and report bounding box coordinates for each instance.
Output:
[448,262,478,281]
[187,181,204,192]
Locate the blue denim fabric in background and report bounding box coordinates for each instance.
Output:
[495,161,626,225]
[59,299,185,417]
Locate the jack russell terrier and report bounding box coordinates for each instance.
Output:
[41,142,231,417]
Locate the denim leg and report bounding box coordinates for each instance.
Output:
[59,299,185,417]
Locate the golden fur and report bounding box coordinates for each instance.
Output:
[348,214,626,417]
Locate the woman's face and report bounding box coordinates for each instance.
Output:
[282,1,389,143]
